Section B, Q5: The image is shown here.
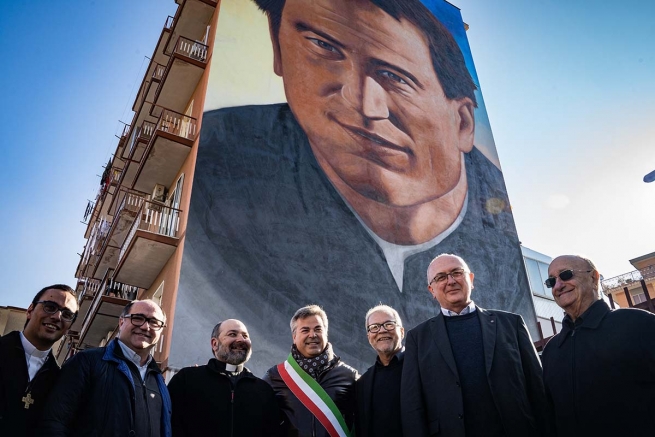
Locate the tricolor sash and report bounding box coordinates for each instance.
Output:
[277,353,351,437]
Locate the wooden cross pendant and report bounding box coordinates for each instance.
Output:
[22,392,34,409]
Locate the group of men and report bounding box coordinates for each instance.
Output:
[2,253,655,436]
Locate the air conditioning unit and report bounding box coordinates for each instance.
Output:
[152,184,167,203]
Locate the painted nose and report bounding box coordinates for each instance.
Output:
[342,75,389,120]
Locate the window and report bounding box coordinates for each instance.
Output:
[524,258,550,297]
[631,290,646,304]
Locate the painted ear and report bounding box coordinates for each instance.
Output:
[268,17,283,77]
[456,98,475,153]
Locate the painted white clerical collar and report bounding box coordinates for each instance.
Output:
[441,301,476,317]
[19,331,51,358]
[117,339,152,368]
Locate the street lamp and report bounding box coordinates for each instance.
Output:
[645,169,655,183]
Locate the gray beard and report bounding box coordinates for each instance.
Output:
[216,347,251,365]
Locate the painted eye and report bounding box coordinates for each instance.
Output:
[379,70,408,85]
[308,38,338,53]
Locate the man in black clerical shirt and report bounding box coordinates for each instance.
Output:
[356,305,405,437]
[402,254,551,437]
[0,284,78,437]
[168,319,285,436]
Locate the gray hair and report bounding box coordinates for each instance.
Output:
[290,305,328,334]
[365,304,402,330]
[426,253,471,284]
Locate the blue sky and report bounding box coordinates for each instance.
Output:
[1,0,653,307]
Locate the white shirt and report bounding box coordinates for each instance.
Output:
[19,332,51,381]
[343,192,469,292]
[441,301,477,317]
[117,340,152,381]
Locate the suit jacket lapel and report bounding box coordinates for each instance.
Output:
[430,314,458,377]
[478,307,497,376]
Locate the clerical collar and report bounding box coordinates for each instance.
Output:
[211,358,244,374]
[117,339,152,369]
[19,331,51,358]
[441,301,476,317]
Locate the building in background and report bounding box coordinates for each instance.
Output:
[601,251,655,313]
[520,246,563,351]
[61,0,539,376]
[0,306,27,336]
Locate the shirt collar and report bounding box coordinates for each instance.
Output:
[117,339,152,368]
[375,348,405,367]
[19,331,51,358]
[441,301,476,317]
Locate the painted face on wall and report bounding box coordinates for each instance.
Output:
[272,0,475,208]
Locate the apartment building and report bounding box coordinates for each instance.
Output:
[601,251,655,312]
[57,0,218,373]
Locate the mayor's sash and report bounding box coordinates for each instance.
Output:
[277,353,351,437]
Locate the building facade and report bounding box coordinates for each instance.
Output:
[63,0,540,376]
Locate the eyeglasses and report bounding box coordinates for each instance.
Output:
[430,268,468,285]
[35,301,77,322]
[122,314,166,330]
[544,269,592,288]
[367,320,399,333]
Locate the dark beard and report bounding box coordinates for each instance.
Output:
[216,344,251,365]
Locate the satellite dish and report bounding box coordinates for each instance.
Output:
[644,169,655,183]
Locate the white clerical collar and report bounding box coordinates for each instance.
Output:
[225,363,240,372]
[19,331,51,358]
[117,339,152,378]
[441,301,476,317]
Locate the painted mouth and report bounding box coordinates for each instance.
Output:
[337,121,412,156]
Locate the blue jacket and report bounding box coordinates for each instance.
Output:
[39,339,172,437]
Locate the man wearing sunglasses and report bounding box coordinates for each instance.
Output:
[0,284,78,437]
[542,255,655,437]
[401,254,551,437]
[356,305,405,437]
[40,299,172,437]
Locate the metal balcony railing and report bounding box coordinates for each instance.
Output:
[83,200,95,223]
[165,15,175,30]
[103,278,139,301]
[602,265,655,292]
[174,36,208,63]
[119,201,182,264]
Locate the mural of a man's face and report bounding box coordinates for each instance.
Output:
[271,0,475,208]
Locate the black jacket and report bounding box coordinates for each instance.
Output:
[0,331,61,437]
[542,300,655,437]
[168,358,285,437]
[402,308,551,437]
[263,357,358,437]
[39,338,172,437]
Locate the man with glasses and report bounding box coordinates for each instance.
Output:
[0,284,78,437]
[542,255,655,437]
[401,253,550,437]
[356,305,405,437]
[40,299,172,436]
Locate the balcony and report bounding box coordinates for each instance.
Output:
[75,219,111,279]
[602,265,655,313]
[70,278,101,334]
[91,190,146,280]
[114,200,182,289]
[77,275,139,350]
[132,108,197,193]
[154,35,208,114]
[166,0,216,57]
[118,120,157,191]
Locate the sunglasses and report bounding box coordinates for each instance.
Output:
[544,269,592,288]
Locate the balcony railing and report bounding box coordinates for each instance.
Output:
[156,108,197,140]
[602,265,655,293]
[80,278,101,302]
[153,62,166,81]
[174,36,208,63]
[119,201,182,263]
[103,278,139,301]
[83,200,95,223]
[165,15,175,30]
[127,120,156,159]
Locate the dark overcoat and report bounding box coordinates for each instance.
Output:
[542,300,655,437]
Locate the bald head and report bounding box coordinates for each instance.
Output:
[548,255,601,321]
[427,253,470,285]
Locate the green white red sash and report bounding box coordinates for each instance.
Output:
[277,353,351,437]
